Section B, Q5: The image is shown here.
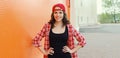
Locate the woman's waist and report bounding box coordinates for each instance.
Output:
[53,48,63,53]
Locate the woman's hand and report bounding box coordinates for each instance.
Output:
[62,46,73,53]
[45,47,54,55]
[62,45,82,54]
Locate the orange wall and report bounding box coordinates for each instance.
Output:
[0,0,68,58]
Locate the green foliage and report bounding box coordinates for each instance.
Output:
[98,13,112,23]
[102,0,113,8]
[101,0,120,23]
[102,0,120,13]
[98,13,120,23]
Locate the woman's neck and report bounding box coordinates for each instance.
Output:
[54,21,63,27]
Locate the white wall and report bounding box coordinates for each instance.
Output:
[70,0,98,28]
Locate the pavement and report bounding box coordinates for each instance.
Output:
[77,24,120,58]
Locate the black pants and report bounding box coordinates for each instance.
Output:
[48,52,71,58]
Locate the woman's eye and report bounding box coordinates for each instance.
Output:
[59,12,63,14]
[54,12,57,14]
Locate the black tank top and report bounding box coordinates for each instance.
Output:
[48,26,71,58]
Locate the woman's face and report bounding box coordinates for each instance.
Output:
[53,7,64,22]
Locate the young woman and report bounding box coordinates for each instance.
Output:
[33,3,86,58]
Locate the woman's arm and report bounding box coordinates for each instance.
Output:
[36,47,54,55]
[63,25,86,53]
[73,26,86,47]
[63,45,82,53]
[33,24,54,55]
[33,24,46,47]
[70,45,82,53]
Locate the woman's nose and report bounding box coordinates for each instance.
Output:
[56,13,60,16]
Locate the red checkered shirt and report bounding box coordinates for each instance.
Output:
[33,23,86,58]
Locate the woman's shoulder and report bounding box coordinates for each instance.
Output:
[41,23,51,30]
[67,24,76,31]
[67,24,73,28]
[43,22,51,26]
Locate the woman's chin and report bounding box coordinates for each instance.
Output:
[55,19,62,22]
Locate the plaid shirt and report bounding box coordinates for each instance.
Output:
[33,23,86,58]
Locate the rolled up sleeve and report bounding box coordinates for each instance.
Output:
[33,24,46,47]
[73,27,86,47]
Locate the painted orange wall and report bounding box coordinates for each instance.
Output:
[0,0,68,58]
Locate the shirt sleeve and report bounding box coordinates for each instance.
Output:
[72,26,86,47]
[32,24,46,47]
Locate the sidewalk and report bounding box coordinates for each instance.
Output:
[79,24,101,29]
[78,24,120,58]
[79,23,120,28]
[78,33,120,58]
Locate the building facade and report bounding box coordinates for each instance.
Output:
[70,0,98,30]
